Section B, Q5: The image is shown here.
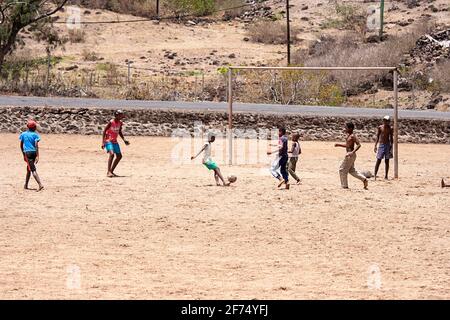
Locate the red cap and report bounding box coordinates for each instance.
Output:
[27,120,37,129]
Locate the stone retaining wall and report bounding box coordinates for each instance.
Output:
[0,106,449,144]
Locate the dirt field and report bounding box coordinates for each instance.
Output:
[1,134,450,299]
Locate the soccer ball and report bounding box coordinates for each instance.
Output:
[362,170,373,179]
[228,175,237,183]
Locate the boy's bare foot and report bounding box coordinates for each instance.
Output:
[442,178,446,188]
[107,172,114,178]
[277,180,285,188]
[24,185,29,190]
[37,186,44,192]
[224,182,230,187]
[296,179,301,185]
[363,179,369,190]
[285,183,290,190]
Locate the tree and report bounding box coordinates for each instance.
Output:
[30,19,68,89]
[0,0,68,71]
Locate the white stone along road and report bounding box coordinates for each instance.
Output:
[1,95,449,120]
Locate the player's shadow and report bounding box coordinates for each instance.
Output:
[108,175,131,178]
[201,184,234,188]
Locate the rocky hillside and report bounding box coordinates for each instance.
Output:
[1,0,449,111]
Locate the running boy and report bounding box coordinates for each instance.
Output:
[374,115,393,180]
[102,110,130,177]
[267,127,290,189]
[335,122,368,190]
[191,134,229,186]
[287,132,301,184]
[19,120,44,191]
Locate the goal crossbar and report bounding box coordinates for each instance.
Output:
[226,66,399,179]
[229,66,397,71]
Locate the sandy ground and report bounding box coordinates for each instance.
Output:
[1,134,450,299]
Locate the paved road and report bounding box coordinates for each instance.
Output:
[1,95,449,120]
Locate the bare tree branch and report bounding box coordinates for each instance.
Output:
[30,0,69,24]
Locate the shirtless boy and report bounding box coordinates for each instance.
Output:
[374,115,394,180]
[335,122,368,190]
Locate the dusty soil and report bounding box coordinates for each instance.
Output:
[1,134,450,299]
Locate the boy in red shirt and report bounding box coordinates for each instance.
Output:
[102,110,130,177]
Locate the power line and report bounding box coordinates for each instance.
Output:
[53,3,256,25]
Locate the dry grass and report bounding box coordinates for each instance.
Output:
[294,22,434,92]
[81,50,100,61]
[70,0,246,18]
[67,29,86,43]
[69,0,157,18]
[247,20,300,45]
[219,0,247,19]
[233,69,345,106]
[431,60,450,93]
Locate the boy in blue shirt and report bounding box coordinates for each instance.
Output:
[19,120,44,191]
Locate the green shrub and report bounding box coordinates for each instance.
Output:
[164,0,215,17]
[321,3,366,32]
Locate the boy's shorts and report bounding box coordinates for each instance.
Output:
[24,151,37,172]
[105,142,121,154]
[203,159,218,170]
[377,143,393,160]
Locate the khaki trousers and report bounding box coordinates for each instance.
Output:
[288,157,300,182]
[339,153,366,188]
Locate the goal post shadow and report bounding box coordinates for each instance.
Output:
[226,66,399,179]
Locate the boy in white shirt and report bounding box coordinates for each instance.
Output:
[191,134,230,186]
[288,132,302,184]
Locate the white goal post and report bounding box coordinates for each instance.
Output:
[226,66,399,179]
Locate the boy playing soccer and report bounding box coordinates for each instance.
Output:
[102,110,130,177]
[374,115,394,180]
[191,134,230,186]
[287,132,302,185]
[335,122,368,190]
[19,120,44,192]
[267,127,290,190]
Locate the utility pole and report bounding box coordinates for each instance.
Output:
[286,0,291,65]
[46,47,51,91]
[379,0,385,39]
[156,0,160,18]
[127,61,132,85]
